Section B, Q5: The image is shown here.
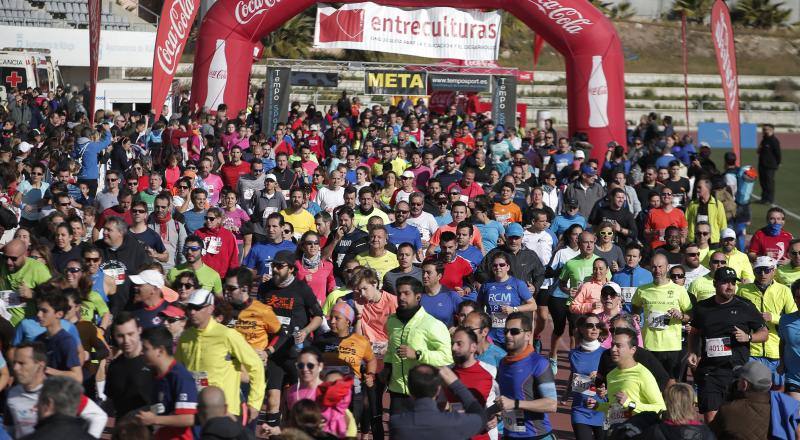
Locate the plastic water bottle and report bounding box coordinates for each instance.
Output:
[292,326,304,356]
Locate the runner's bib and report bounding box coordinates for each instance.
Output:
[705,337,732,358]
[646,311,670,329]
[277,316,291,326]
[502,409,526,433]
[491,311,508,328]
[620,287,636,303]
[604,404,628,429]
[571,373,593,394]
[243,188,255,201]
[371,341,388,358]
[192,371,209,392]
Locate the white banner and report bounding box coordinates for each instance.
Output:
[314,3,501,61]
[0,25,155,68]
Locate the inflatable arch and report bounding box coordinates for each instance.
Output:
[191,0,627,162]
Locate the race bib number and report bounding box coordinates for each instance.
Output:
[104,268,126,285]
[0,290,22,308]
[207,185,215,198]
[262,207,277,218]
[672,195,683,207]
[243,188,255,201]
[281,189,290,199]
[605,404,628,429]
[502,409,526,433]
[192,371,209,391]
[277,316,291,326]
[647,311,670,329]
[371,341,388,358]
[491,311,508,328]
[206,237,222,255]
[620,287,636,303]
[571,373,593,395]
[706,337,732,358]
[458,195,469,204]
[697,214,709,223]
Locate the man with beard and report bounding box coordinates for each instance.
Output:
[634,166,665,210]
[385,276,453,413]
[96,216,152,315]
[258,250,323,428]
[683,242,710,287]
[146,193,186,272]
[446,327,497,440]
[688,266,768,422]
[654,226,684,266]
[243,213,297,279]
[407,192,439,249]
[236,160,267,212]
[323,207,367,273]
[279,188,316,238]
[705,228,754,284]
[223,267,283,366]
[434,154,463,190]
[353,187,390,231]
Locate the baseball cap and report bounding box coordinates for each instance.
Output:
[129,270,165,288]
[721,228,736,240]
[495,124,505,133]
[754,256,777,270]
[17,142,33,153]
[31,129,42,137]
[580,165,596,176]
[401,170,415,179]
[186,289,214,308]
[565,197,579,208]
[714,266,740,283]
[574,150,585,159]
[310,124,319,131]
[506,223,524,238]
[601,282,622,296]
[264,173,277,182]
[273,250,296,266]
[736,361,772,392]
[607,141,619,148]
[699,141,711,148]
[159,305,185,319]
[435,192,448,203]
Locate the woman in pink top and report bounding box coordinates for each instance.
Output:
[221,190,250,250]
[295,231,335,304]
[284,349,324,408]
[570,259,611,315]
[598,286,643,348]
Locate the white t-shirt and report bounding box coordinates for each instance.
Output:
[406,211,439,244]
[522,229,553,268]
[315,186,345,211]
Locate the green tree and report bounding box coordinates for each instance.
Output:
[732,0,792,29]
[261,11,315,59]
[669,0,714,23]
[589,0,637,19]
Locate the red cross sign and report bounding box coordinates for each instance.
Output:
[5,71,23,88]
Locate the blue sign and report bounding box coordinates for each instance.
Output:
[697,122,758,149]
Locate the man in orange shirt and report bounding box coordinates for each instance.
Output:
[427,201,484,256]
[644,187,688,249]
[223,267,283,364]
[493,182,523,226]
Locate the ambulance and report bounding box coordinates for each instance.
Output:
[0,48,63,105]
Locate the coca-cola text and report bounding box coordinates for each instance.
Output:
[235,0,281,25]
[156,0,196,75]
[530,0,593,34]
[208,69,228,80]
[713,15,738,112]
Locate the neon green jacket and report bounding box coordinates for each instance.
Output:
[385,306,453,395]
[736,282,797,358]
[686,196,727,244]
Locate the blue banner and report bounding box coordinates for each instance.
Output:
[697,122,758,149]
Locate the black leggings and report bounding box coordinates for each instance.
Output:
[572,422,605,440]
[548,296,573,337]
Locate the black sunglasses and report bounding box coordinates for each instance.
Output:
[503,328,524,336]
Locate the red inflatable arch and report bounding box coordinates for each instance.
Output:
[191,0,627,162]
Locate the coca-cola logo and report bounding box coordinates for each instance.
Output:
[531,0,593,34]
[235,0,281,25]
[156,0,195,75]
[713,14,738,112]
[208,69,228,80]
[589,85,608,96]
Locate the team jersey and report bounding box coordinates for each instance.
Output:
[493,201,522,226]
[631,281,692,352]
[496,347,556,438]
[153,360,198,440]
[478,276,533,344]
[231,300,283,351]
[313,332,374,379]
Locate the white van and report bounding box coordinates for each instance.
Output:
[0,48,63,105]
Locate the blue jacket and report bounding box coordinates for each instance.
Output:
[74,129,111,180]
[771,391,800,440]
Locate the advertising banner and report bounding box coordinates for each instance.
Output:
[151,0,201,119]
[429,74,490,93]
[263,67,291,137]
[314,2,501,60]
[492,75,517,129]
[291,71,339,87]
[365,70,427,96]
[711,0,741,165]
[88,0,101,123]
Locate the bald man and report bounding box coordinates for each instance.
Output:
[198,386,256,438]
[631,253,693,379]
[0,239,52,325]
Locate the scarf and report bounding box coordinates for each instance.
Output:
[278,275,295,288]
[302,253,321,270]
[155,212,173,239]
[580,339,601,352]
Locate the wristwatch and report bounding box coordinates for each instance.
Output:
[627,401,637,410]
[514,399,520,410]
[415,350,422,359]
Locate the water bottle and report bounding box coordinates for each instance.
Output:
[292,326,304,356]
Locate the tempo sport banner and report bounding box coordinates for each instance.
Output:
[263,67,291,137]
[711,0,741,165]
[492,75,517,129]
[365,70,427,95]
[429,74,490,93]
[314,2,501,60]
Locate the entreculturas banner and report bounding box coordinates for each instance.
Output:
[314,2,501,60]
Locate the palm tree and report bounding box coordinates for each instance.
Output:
[261,11,315,59]
[732,0,792,29]
[669,0,714,23]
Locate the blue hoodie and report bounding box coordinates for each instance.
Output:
[74,128,111,180]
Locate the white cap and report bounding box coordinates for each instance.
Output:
[575,150,585,159]
[17,142,33,153]
[602,282,622,296]
[129,270,165,288]
[699,141,711,148]
[310,124,320,131]
[754,256,777,269]
[721,228,736,240]
[265,173,277,181]
[186,289,214,307]
[401,170,415,179]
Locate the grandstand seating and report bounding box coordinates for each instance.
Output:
[0,0,135,30]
